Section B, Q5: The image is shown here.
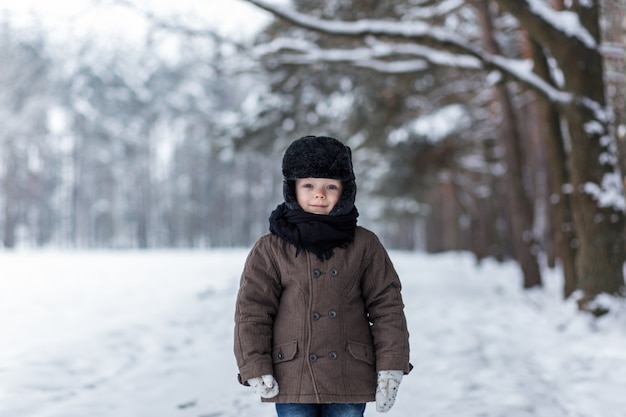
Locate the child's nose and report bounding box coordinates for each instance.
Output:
[314,188,326,198]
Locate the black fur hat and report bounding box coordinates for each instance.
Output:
[282,135,357,216]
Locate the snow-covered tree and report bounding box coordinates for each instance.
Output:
[0,23,58,248]
[242,0,626,308]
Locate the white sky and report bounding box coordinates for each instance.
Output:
[0,0,279,44]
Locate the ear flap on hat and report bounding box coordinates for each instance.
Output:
[329,178,357,216]
[283,179,299,211]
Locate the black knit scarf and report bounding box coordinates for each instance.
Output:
[269,203,358,261]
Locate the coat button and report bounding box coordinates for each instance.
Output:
[329,351,338,360]
[329,268,339,277]
[277,351,284,360]
[312,269,322,278]
[309,353,318,362]
[328,309,338,319]
[311,311,321,321]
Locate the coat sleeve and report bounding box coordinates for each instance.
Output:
[361,233,412,374]
[233,237,282,384]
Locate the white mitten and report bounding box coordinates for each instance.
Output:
[375,370,403,412]
[247,374,279,399]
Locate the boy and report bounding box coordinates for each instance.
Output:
[234,135,411,417]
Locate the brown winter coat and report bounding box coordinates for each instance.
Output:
[234,226,411,403]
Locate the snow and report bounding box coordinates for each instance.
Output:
[1,249,625,417]
[0,0,278,44]
[583,171,626,212]
[257,37,481,74]
[243,0,576,106]
[388,104,471,145]
[527,0,596,48]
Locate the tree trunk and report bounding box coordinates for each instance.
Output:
[493,0,626,310]
[561,1,626,305]
[477,1,542,288]
[2,150,18,249]
[2,198,17,249]
[527,38,579,298]
[600,0,626,179]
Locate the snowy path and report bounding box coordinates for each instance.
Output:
[1,250,625,417]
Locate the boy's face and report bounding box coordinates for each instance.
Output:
[295,178,343,215]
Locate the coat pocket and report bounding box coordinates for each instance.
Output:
[272,340,298,364]
[346,340,375,365]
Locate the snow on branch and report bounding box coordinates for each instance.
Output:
[364,38,482,69]
[497,0,596,49]
[244,0,573,105]
[351,59,430,74]
[486,55,572,105]
[408,0,466,19]
[244,0,480,50]
[254,37,482,72]
[583,171,626,212]
[525,0,596,48]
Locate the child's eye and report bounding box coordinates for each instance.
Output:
[327,185,339,190]
[302,183,313,189]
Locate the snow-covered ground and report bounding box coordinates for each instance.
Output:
[1,249,625,417]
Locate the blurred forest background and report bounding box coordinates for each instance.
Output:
[1,0,625,307]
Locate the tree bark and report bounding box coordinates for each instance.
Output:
[526,38,579,298]
[495,0,625,308]
[476,1,542,288]
[564,2,625,301]
[599,0,626,214]
[2,196,17,249]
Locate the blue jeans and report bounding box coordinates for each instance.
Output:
[275,403,366,417]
